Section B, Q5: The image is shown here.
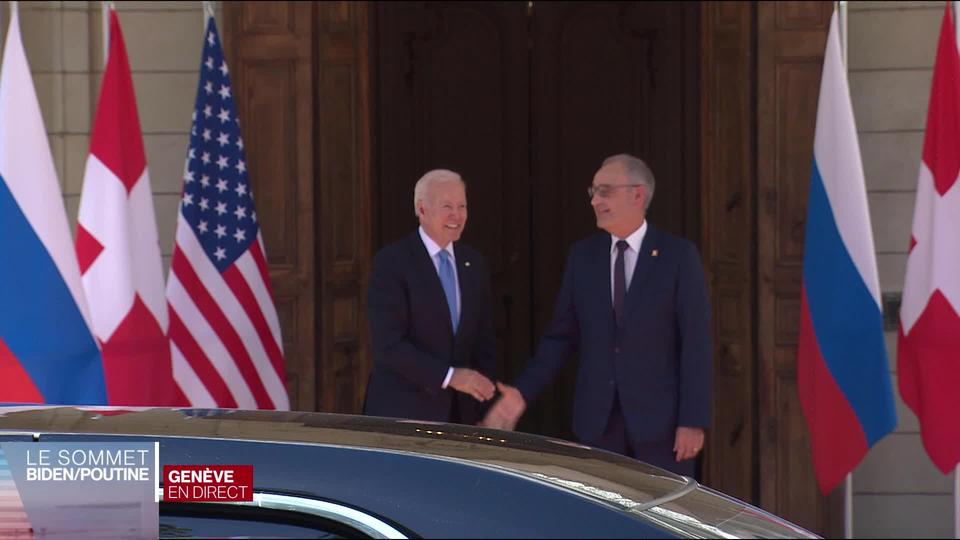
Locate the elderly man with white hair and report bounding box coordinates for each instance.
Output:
[363,169,498,424]
[482,154,713,477]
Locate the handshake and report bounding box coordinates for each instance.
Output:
[449,368,526,430]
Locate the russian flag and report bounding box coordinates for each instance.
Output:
[797,9,897,495]
[0,7,107,405]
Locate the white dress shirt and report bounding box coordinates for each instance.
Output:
[609,220,648,305]
[419,226,460,389]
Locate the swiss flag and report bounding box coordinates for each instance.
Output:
[898,4,960,474]
[76,10,186,406]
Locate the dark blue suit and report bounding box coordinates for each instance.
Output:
[515,227,712,474]
[364,231,497,424]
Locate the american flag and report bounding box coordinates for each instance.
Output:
[165,18,289,410]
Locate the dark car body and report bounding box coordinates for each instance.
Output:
[0,407,817,538]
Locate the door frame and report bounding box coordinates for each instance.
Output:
[225,0,838,535]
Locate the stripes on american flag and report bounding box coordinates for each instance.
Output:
[165,17,288,410]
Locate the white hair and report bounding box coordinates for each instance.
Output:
[602,154,655,210]
[413,169,465,216]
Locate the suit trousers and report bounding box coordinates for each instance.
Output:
[584,391,696,477]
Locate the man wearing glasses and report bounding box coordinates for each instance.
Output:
[482,154,712,476]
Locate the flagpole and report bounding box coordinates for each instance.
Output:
[836,1,854,538]
[202,1,214,29]
[100,2,109,66]
[840,0,848,70]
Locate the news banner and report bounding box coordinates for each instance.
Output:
[0,441,253,538]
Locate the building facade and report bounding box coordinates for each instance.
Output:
[11,1,952,536]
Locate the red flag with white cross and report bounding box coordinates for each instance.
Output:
[76,10,187,405]
[897,4,960,474]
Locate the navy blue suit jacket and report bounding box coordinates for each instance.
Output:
[515,227,713,445]
[364,231,497,424]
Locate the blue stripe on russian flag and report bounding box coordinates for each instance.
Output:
[803,160,896,446]
[0,175,107,405]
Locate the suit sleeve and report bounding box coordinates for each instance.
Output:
[676,241,713,428]
[367,249,450,394]
[514,249,580,405]
[472,256,498,382]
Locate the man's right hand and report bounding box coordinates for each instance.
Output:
[479,382,526,430]
[448,368,496,402]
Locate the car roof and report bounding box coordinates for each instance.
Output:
[0,406,686,504]
[0,406,819,538]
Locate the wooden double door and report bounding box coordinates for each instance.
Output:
[225,1,841,535]
[373,1,700,439]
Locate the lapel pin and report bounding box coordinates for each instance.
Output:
[465,261,471,267]
[651,249,658,257]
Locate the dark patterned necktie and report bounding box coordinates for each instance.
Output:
[614,240,628,328]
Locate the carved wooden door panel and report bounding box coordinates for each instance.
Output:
[224,1,317,411]
[529,0,700,438]
[757,1,840,536]
[374,1,533,399]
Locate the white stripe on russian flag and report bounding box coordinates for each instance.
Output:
[812,20,882,310]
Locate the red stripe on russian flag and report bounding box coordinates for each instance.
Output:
[797,287,868,494]
[0,337,44,403]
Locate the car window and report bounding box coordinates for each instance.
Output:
[160,503,370,539]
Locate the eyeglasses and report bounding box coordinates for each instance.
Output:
[587,184,637,199]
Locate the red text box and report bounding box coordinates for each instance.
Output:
[164,465,253,502]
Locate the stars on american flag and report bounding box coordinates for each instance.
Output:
[168,16,289,414]
[178,24,261,272]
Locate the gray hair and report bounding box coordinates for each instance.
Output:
[413,169,465,217]
[602,154,655,210]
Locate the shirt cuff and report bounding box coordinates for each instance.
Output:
[441,367,454,389]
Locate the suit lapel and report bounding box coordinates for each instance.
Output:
[595,234,614,312]
[407,232,454,336]
[625,226,660,317]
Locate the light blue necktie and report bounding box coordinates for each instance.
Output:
[437,250,459,332]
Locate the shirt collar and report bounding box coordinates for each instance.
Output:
[610,220,647,255]
[419,226,455,260]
